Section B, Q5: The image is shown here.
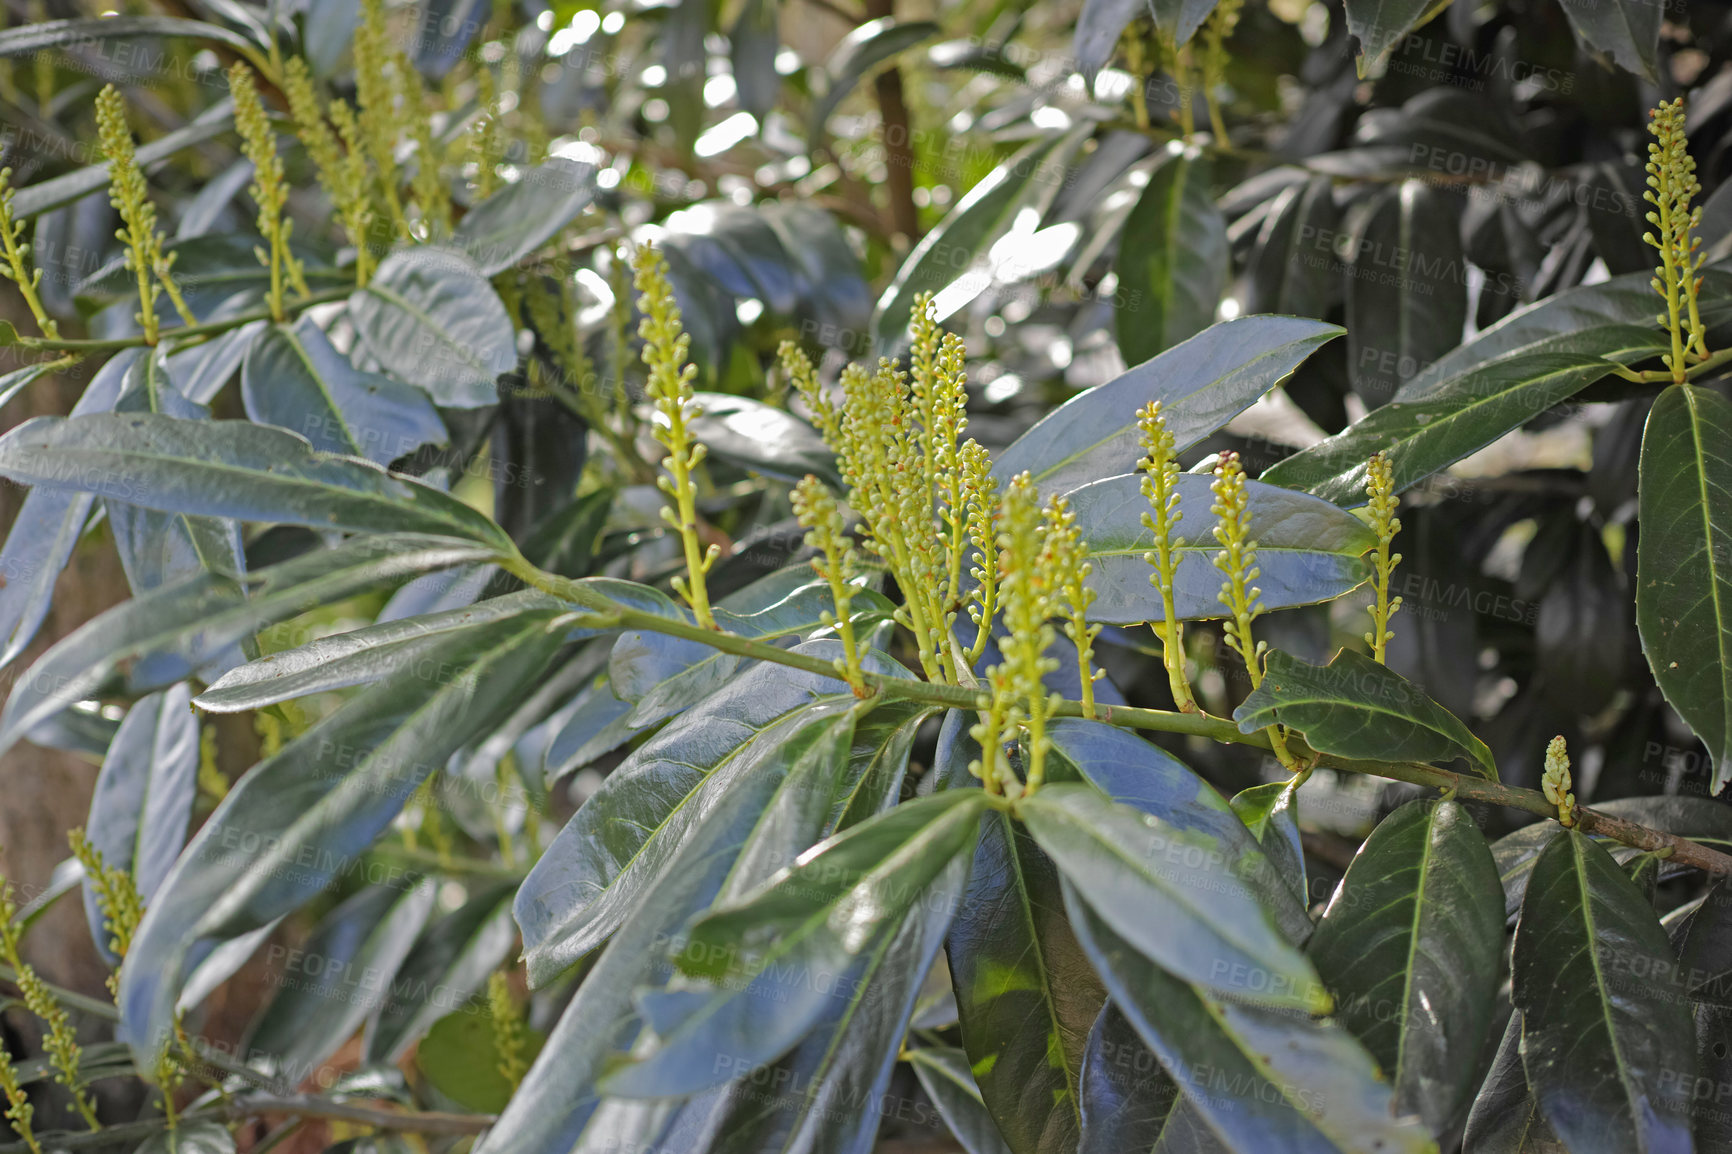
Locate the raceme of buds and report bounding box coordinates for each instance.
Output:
[1043,494,1103,719]
[1364,451,1403,664]
[0,1036,34,1153]
[1542,735,1577,828]
[0,874,97,1129]
[792,474,866,694]
[961,439,1001,666]
[1645,98,1709,382]
[286,57,378,285]
[779,340,840,447]
[0,168,56,339]
[68,828,141,987]
[1138,401,1196,712]
[97,85,195,344]
[1212,451,1266,688]
[488,971,530,1091]
[984,472,1060,791]
[634,245,719,629]
[355,0,410,238]
[229,63,309,321]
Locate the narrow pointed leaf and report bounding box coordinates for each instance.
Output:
[1234,648,1497,779]
[1345,181,1467,405]
[1510,829,1696,1153]
[995,317,1342,494]
[1114,143,1227,365]
[1307,799,1504,1133]
[1463,1012,1557,1154]
[1077,1002,1182,1154]
[1020,784,1328,1012]
[910,1047,1015,1154]
[1637,384,1732,794]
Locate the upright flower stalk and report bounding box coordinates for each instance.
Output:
[634,246,719,629]
[68,828,142,997]
[792,475,867,694]
[1212,452,1298,771]
[1138,402,1196,712]
[978,473,1059,793]
[0,873,97,1129]
[1645,98,1708,383]
[0,168,56,339]
[97,85,196,344]
[229,63,308,322]
[1542,735,1577,828]
[1044,495,1102,719]
[284,57,376,286]
[1364,451,1403,664]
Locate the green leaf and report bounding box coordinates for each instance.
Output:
[910,1046,1015,1154]
[1069,897,1438,1154]
[1075,0,1218,73]
[1344,181,1467,406]
[1307,799,1505,1133]
[1260,352,1627,506]
[687,392,839,485]
[0,15,261,58]
[1556,0,1659,82]
[1230,779,1306,907]
[1245,175,1340,319]
[1462,1011,1559,1154]
[417,1007,547,1113]
[995,316,1342,494]
[1234,648,1497,779]
[515,647,910,987]
[1020,784,1328,1013]
[132,1120,236,1154]
[365,882,518,1063]
[1345,0,1450,76]
[873,136,1069,355]
[602,789,982,1096]
[242,318,447,467]
[247,879,437,1077]
[116,609,570,1064]
[1637,384,1732,794]
[809,18,940,137]
[0,534,494,756]
[1492,796,1732,918]
[1510,829,1696,1151]
[1077,1002,1182,1153]
[453,158,598,275]
[195,590,564,712]
[349,246,517,409]
[1114,143,1227,366]
[82,684,199,967]
[1064,472,1373,624]
[0,412,512,551]
[939,713,1104,1154]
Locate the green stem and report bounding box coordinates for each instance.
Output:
[10,286,351,353]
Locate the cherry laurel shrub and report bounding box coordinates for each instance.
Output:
[0,2,1727,1154]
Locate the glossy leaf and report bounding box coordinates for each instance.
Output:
[1234,648,1497,779]
[1230,779,1306,908]
[0,534,494,755]
[1637,384,1732,794]
[1075,0,1218,75]
[247,879,437,1077]
[994,316,1342,494]
[601,789,982,1096]
[810,18,940,137]
[940,713,1104,1154]
[1510,829,1695,1151]
[686,392,839,485]
[1461,1011,1558,1154]
[349,246,517,408]
[910,1047,1015,1154]
[116,610,570,1064]
[1069,897,1437,1154]
[1077,1002,1182,1154]
[453,158,598,275]
[1020,784,1328,1013]
[1346,0,1448,76]
[1557,0,1658,82]
[132,1120,236,1154]
[1114,142,1227,365]
[1307,799,1504,1133]
[242,317,446,466]
[0,15,259,58]
[0,412,512,551]
[82,684,199,966]
[1065,472,1373,624]
[1245,175,1340,319]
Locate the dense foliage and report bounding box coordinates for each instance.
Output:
[1,0,1732,1152]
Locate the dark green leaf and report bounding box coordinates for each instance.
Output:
[1075,0,1218,74]
[687,392,839,485]
[132,1120,236,1154]
[542,675,637,783]
[1020,784,1328,1012]
[1245,175,1340,319]
[1511,829,1695,1152]
[83,684,199,966]
[0,534,494,755]
[453,158,598,275]
[349,246,517,408]
[1114,143,1227,366]
[1637,384,1732,794]
[1307,799,1504,1133]
[0,412,511,551]
[910,1047,1015,1154]
[1234,648,1497,779]
[1068,897,1436,1154]
[365,882,518,1063]
[995,316,1342,494]
[602,791,980,1096]
[1230,779,1306,907]
[1065,472,1372,624]
[1556,0,1658,82]
[940,713,1104,1154]
[116,610,570,1063]
[417,1007,547,1113]
[730,0,781,117]
[247,879,437,1076]
[810,18,940,137]
[0,16,260,58]
[1345,0,1449,76]
[1345,181,1467,407]
[1077,1002,1182,1154]
[242,318,447,466]
[1462,1011,1557,1154]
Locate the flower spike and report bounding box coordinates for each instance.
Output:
[1645,98,1709,381]
[792,475,868,694]
[1138,401,1197,711]
[1364,451,1403,664]
[1542,735,1577,828]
